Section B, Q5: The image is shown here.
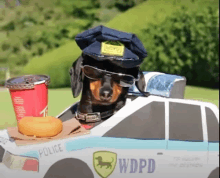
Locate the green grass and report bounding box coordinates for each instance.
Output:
[0,0,4,6]
[0,32,7,42]
[184,86,219,107]
[0,86,218,130]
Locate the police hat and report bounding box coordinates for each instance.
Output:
[75,25,147,68]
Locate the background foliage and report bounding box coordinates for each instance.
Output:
[0,0,144,79]
[0,0,219,89]
[23,0,219,89]
[106,0,146,11]
[139,6,219,88]
[0,0,99,77]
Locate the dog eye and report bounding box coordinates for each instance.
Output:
[113,79,121,84]
[84,67,102,79]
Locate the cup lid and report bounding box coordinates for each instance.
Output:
[5,75,50,90]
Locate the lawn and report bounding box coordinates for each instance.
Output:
[0,86,218,130]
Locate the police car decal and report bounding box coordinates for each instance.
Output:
[92,150,156,177]
[93,151,117,178]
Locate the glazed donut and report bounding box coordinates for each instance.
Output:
[18,116,63,137]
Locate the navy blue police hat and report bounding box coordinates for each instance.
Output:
[75,25,147,68]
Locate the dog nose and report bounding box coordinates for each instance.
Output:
[100,90,112,101]
[104,91,110,97]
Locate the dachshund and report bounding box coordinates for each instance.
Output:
[69,54,146,124]
[95,156,114,169]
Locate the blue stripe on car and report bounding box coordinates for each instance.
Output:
[65,137,210,152]
[208,142,219,151]
[167,140,208,151]
[21,151,39,159]
[65,137,167,152]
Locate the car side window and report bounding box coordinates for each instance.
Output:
[206,107,219,142]
[103,101,165,139]
[169,102,203,142]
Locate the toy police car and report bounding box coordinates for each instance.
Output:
[0,72,219,178]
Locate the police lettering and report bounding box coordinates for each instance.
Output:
[39,144,63,157]
[119,158,156,173]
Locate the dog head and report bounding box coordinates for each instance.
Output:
[95,156,103,161]
[70,54,146,104]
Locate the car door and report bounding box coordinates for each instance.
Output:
[102,100,168,178]
[166,102,208,178]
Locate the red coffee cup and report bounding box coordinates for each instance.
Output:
[5,75,50,122]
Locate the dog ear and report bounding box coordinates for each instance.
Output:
[135,71,150,96]
[69,55,84,98]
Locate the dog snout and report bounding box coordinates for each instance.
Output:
[100,89,113,101]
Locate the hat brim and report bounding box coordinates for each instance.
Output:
[82,41,142,68]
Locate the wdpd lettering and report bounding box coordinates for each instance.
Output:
[119,158,156,173]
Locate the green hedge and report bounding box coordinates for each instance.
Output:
[139,6,219,88]
[23,0,219,88]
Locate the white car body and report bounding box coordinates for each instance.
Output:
[0,95,219,178]
[0,72,219,178]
